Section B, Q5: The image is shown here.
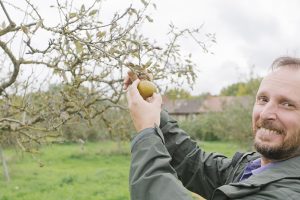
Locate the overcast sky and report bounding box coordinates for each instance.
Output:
[133,0,300,95]
[3,0,300,95]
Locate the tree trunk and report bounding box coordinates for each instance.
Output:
[0,146,10,182]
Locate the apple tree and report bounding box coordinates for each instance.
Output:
[0,0,215,151]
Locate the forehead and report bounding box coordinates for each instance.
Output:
[258,68,300,99]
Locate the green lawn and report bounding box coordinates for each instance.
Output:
[0,141,245,200]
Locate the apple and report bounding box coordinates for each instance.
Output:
[137,80,157,99]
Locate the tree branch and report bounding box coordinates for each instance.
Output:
[0,0,15,26]
[0,40,20,95]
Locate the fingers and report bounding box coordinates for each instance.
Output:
[123,76,132,90]
[128,71,138,82]
[129,79,140,93]
[152,93,162,106]
[123,71,139,90]
[145,93,162,104]
[126,79,142,105]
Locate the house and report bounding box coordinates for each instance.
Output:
[162,95,253,120]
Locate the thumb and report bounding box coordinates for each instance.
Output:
[127,79,143,102]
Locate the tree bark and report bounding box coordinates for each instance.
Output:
[0,145,10,182]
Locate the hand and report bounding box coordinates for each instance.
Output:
[126,79,162,132]
[123,71,138,90]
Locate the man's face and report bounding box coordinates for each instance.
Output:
[252,67,300,160]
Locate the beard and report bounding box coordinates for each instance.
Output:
[253,120,300,160]
[254,141,299,160]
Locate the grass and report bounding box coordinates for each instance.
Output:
[199,140,245,157]
[0,140,245,200]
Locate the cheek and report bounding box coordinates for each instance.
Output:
[277,110,299,128]
[283,116,300,136]
[252,105,261,126]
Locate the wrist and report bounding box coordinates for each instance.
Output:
[135,122,159,133]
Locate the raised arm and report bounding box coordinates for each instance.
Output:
[127,79,193,200]
[126,77,233,199]
[159,110,233,198]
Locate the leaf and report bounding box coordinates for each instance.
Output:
[110,22,117,32]
[86,31,92,40]
[89,9,98,16]
[69,12,77,19]
[144,60,152,68]
[145,16,153,23]
[132,52,139,58]
[128,8,138,16]
[96,31,106,38]
[140,0,148,6]
[33,20,43,32]
[152,3,157,10]
[53,68,60,75]
[121,40,127,48]
[21,25,29,34]
[81,4,86,13]
[75,40,83,54]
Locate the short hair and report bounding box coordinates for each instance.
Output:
[271,56,300,70]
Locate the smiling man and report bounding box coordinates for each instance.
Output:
[125,56,300,200]
[253,64,300,164]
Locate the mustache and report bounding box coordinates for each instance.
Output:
[256,120,285,135]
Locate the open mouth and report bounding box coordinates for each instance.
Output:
[258,128,281,135]
[255,127,285,142]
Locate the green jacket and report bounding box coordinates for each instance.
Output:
[130,110,300,200]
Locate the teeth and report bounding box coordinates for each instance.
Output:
[259,128,279,135]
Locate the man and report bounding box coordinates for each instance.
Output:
[124,56,300,200]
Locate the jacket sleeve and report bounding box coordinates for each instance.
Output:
[130,127,193,200]
[159,110,233,199]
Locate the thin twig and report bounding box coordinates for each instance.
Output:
[0,0,15,26]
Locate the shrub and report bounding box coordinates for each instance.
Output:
[178,97,254,146]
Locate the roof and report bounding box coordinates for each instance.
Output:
[162,98,203,115]
[162,96,253,115]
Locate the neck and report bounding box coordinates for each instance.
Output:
[261,153,300,166]
[261,157,273,166]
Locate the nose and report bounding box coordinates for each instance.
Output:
[259,102,277,121]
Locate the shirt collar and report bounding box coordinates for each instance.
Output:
[252,158,282,175]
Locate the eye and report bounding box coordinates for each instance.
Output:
[281,101,295,109]
[256,96,268,104]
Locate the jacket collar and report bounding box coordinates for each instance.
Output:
[213,155,300,199]
[233,155,300,186]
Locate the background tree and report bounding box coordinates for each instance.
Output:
[179,71,259,148]
[0,0,215,150]
[163,88,192,100]
[220,66,262,97]
[220,78,261,96]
